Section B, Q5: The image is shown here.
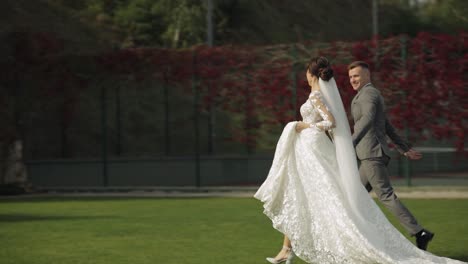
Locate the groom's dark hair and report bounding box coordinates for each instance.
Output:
[348,61,369,71]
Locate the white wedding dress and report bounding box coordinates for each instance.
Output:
[254,80,465,264]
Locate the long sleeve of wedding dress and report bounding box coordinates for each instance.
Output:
[308,91,335,131]
[255,88,465,264]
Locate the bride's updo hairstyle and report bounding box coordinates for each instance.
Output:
[307,56,334,81]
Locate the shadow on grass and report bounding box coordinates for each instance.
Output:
[0,196,153,203]
[0,196,229,203]
[0,213,115,222]
[448,255,468,262]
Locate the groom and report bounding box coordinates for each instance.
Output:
[348,61,434,250]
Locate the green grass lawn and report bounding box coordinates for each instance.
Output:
[0,197,467,264]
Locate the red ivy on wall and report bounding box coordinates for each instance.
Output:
[94,33,466,152]
[8,32,464,155]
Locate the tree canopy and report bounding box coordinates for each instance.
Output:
[45,0,468,48]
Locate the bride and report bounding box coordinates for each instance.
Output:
[254,57,465,264]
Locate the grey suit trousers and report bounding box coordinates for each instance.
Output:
[359,155,423,235]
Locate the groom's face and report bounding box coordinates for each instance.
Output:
[348,66,370,91]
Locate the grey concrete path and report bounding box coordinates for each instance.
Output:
[1,185,468,199]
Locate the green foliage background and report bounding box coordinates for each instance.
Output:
[45,0,468,48]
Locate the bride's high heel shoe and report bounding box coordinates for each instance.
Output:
[266,246,295,264]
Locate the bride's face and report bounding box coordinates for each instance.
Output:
[306,70,317,87]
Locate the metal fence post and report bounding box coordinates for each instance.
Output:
[192,50,201,187]
[400,35,411,187]
[101,85,108,186]
[164,74,170,155]
[290,44,298,119]
[115,84,122,156]
[244,70,253,154]
[208,83,216,154]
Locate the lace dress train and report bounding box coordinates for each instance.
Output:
[255,91,465,264]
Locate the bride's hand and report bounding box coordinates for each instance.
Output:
[295,122,309,133]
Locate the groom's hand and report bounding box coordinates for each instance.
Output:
[404,149,422,160]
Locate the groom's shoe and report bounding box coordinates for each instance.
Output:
[415,229,434,250]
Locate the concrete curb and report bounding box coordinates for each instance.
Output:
[1,186,468,199]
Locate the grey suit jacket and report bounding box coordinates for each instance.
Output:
[351,83,411,160]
